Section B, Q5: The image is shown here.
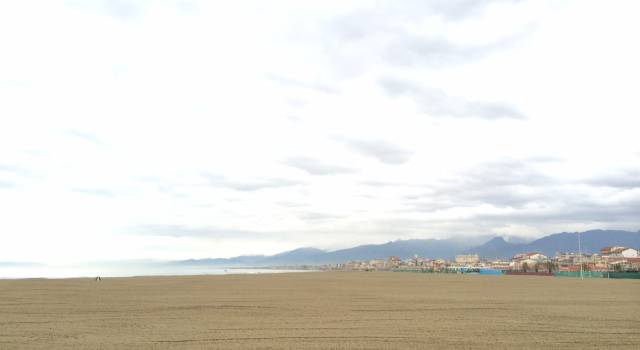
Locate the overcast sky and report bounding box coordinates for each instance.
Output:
[1,0,639,263]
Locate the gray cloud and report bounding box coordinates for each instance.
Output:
[382,33,523,68]
[586,169,640,189]
[388,0,523,22]
[360,180,404,187]
[297,211,345,222]
[276,201,308,208]
[380,78,525,120]
[402,158,556,212]
[473,196,640,227]
[203,174,302,192]
[336,137,412,164]
[360,180,426,189]
[394,193,640,236]
[459,158,553,187]
[311,0,529,76]
[132,224,269,239]
[285,157,355,176]
[397,158,640,230]
[401,199,460,213]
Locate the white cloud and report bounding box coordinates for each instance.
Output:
[1,0,639,263]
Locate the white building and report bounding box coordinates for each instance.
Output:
[513,252,548,262]
[601,246,639,258]
[455,254,480,265]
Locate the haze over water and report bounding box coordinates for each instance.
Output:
[0,263,307,279]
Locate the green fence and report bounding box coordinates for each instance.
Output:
[391,269,640,279]
[392,269,437,273]
[554,271,607,278]
[608,272,640,279]
[554,271,640,279]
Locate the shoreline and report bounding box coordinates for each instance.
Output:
[0,267,316,281]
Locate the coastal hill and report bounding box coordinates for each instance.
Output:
[175,229,640,266]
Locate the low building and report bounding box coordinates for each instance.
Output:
[368,259,387,270]
[455,254,480,265]
[600,246,639,258]
[556,252,580,264]
[487,260,512,270]
[606,257,640,271]
[513,252,548,262]
[511,252,549,271]
[387,256,401,268]
[416,257,431,266]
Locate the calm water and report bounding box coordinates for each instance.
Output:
[0,263,311,279]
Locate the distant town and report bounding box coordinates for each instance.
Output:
[317,245,640,278]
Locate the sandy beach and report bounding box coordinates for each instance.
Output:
[1,272,639,349]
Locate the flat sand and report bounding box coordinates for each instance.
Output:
[1,272,639,349]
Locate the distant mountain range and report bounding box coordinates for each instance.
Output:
[174,229,640,267]
[465,229,640,259]
[175,238,479,266]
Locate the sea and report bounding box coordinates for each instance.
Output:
[0,262,311,279]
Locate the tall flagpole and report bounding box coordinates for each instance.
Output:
[578,231,583,280]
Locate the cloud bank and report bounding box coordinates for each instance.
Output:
[1,0,639,263]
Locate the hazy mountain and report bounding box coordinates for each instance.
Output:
[463,237,517,260]
[502,235,532,244]
[319,238,476,262]
[269,247,326,262]
[177,255,267,266]
[174,238,477,266]
[465,229,640,259]
[174,229,640,266]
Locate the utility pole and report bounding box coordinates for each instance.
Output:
[578,231,583,280]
